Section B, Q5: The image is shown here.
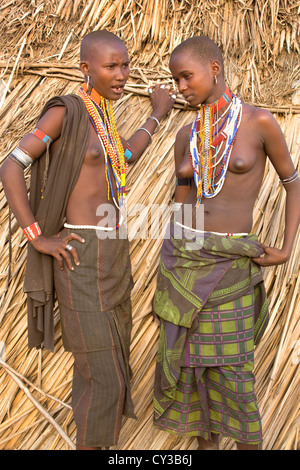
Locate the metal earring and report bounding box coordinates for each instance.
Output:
[214,75,217,85]
[87,75,90,89]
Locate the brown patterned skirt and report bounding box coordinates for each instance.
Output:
[54,227,135,447]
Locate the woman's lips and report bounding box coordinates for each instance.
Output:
[112,85,124,94]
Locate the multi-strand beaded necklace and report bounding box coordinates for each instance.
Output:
[77,83,127,208]
[189,87,242,206]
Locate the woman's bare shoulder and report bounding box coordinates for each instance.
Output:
[242,102,276,125]
[175,121,193,141]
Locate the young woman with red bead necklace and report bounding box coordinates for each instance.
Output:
[152,36,300,451]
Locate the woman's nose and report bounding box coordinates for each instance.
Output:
[178,79,187,93]
[116,67,127,81]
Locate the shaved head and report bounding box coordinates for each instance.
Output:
[171,36,224,76]
[80,30,126,62]
[79,29,130,101]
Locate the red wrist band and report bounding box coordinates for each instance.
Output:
[23,222,42,241]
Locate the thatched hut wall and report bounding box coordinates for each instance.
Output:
[0,1,299,450]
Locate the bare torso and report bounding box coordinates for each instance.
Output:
[56,121,121,227]
[176,103,267,233]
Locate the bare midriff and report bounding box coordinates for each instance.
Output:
[65,122,120,227]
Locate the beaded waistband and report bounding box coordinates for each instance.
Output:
[175,221,248,237]
[64,214,123,232]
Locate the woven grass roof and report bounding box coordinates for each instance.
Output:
[0,0,299,450]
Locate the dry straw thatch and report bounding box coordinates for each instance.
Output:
[0,0,299,450]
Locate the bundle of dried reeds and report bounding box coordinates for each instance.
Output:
[0,0,299,451]
[0,0,299,106]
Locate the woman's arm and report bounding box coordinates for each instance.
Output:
[252,109,300,266]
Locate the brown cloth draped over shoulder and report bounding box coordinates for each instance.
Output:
[23,94,90,351]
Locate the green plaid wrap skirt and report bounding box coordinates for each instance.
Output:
[154,292,262,445]
[153,224,268,446]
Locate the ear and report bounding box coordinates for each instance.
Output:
[79,61,89,79]
[211,60,222,78]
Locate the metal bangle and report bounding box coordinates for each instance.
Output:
[9,147,34,169]
[136,127,152,143]
[147,116,161,132]
[280,170,299,185]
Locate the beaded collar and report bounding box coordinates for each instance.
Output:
[82,82,102,105]
[202,86,232,112]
